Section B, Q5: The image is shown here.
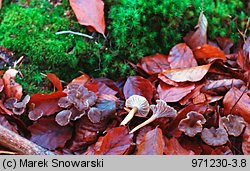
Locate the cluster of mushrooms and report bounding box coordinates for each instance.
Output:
[121,95,246,147]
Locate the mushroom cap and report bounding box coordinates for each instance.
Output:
[150,100,177,118]
[221,114,246,137]
[201,127,228,146]
[125,95,150,116]
[178,111,206,137]
[55,110,72,126]
[28,108,44,121]
[4,98,17,109]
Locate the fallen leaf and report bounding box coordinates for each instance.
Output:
[28,117,73,150]
[223,87,250,122]
[136,127,164,155]
[216,37,233,54]
[29,91,66,116]
[123,76,154,103]
[69,0,106,35]
[168,43,197,69]
[193,44,226,61]
[242,123,250,155]
[157,82,195,102]
[47,73,63,91]
[92,126,133,154]
[69,74,91,86]
[161,64,211,82]
[164,137,194,155]
[0,115,18,133]
[137,53,170,75]
[184,11,207,49]
[2,69,22,100]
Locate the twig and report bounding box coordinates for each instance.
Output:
[55,30,94,39]
[0,125,54,155]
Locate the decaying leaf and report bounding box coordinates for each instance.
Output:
[193,44,226,61]
[164,137,195,155]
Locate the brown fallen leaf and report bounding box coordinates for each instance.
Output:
[136,127,164,155]
[46,73,63,91]
[161,64,211,82]
[242,123,250,155]
[69,0,106,35]
[137,53,170,75]
[157,82,195,103]
[223,87,250,122]
[193,44,226,61]
[168,43,197,69]
[164,137,194,155]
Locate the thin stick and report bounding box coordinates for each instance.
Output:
[55,30,94,39]
[0,125,54,155]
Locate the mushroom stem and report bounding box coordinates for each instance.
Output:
[129,115,157,134]
[120,107,138,126]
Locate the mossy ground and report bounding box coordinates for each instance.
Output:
[0,0,249,94]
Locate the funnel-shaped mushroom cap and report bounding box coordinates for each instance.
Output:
[201,127,228,146]
[221,114,246,137]
[125,95,150,116]
[150,100,177,118]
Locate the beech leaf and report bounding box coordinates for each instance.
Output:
[136,127,164,155]
[161,64,211,82]
[168,43,197,69]
[164,137,194,155]
[193,44,226,61]
[69,0,106,35]
[157,82,195,102]
[242,124,250,155]
[46,73,63,91]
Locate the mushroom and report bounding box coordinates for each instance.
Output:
[4,97,17,109]
[129,100,177,134]
[120,95,150,126]
[28,108,44,121]
[12,95,30,115]
[221,114,246,137]
[55,110,72,126]
[201,127,228,146]
[87,107,102,123]
[178,111,206,137]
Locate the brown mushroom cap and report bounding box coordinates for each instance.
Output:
[178,111,206,137]
[150,100,177,118]
[221,114,246,137]
[201,127,228,146]
[125,95,150,116]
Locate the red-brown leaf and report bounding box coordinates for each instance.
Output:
[2,69,22,100]
[28,117,73,150]
[161,64,211,82]
[193,44,226,61]
[123,76,154,103]
[47,73,62,91]
[242,123,250,155]
[168,43,197,69]
[69,0,105,35]
[137,53,170,75]
[136,127,164,155]
[29,91,66,116]
[69,74,91,86]
[93,126,133,155]
[157,81,195,103]
[164,137,194,155]
[184,12,207,49]
[223,87,250,122]
[216,37,233,54]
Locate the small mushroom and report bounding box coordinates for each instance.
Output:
[201,127,228,146]
[120,95,150,126]
[4,98,17,109]
[129,100,177,134]
[28,108,44,121]
[58,96,72,108]
[221,114,246,137]
[178,111,206,137]
[12,95,30,115]
[55,110,72,126]
[87,107,102,123]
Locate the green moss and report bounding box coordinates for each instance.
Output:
[0,0,249,94]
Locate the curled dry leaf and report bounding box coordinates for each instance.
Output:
[221,114,246,137]
[184,11,207,49]
[168,43,197,69]
[157,81,195,102]
[201,127,228,146]
[178,111,206,137]
[137,53,170,75]
[46,73,63,91]
[161,64,211,82]
[123,76,154,104]
[69,0,105,35]
[193,44,226,61]
[28,117,73,150]
[223,87,250,122]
